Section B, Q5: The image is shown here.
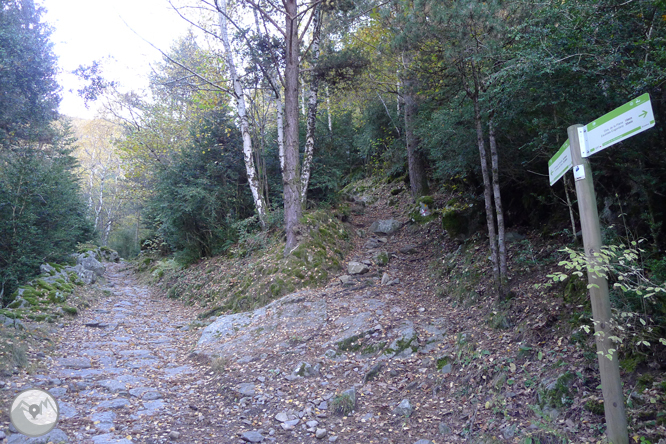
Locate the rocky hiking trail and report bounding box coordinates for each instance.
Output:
[2,263,214,443]
[2,192,638,444]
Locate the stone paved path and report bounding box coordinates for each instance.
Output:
[8,264,213,444]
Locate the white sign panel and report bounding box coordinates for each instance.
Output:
[580,93,655,157]
[548,140,572,186]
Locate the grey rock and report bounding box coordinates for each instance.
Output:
[90,433,133,444]
[162,365,195,378]
[168,431,180,440]
[57,357,91,369]
[369,219,402,235]
[142,391,162,400]
[58,401,78,420]
[381,272,391,285]
[393,399,413,417]
[328,437,338,442]
[128,387,153,398]
[399,245,418,254]
[240,431,264,443]
[237,383,256,397]
[92,411,116,432]
[77,252,106,277]
[339,275,353,286]
[387,321,419,355]
[440,363,452,374]
[274,412,291,422]
[97,398,129,409]
[0,314,25,330]
[438,422,451,435]
[7,429,69,443]
[293,362,317,377]
[318,401,328,410]
[196,291,326,359]
[0,431,5,439]
[97,379,127,392]
[502,425,516,440]
[48,386,67,397]
[363,238,381,249]
[364,363,384,383]
[131,400,165,418]
[347,262,369,275]
[414,440,434,444]
[315,429,327,439]
[329,306,382,347]
[100,249,120,263]
[306,420,319,428]
[40,263,55,275]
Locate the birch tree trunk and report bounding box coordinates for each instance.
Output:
[326,86,332,132]
[488,116,507,285]
[300,3,322,207]
[283,0,303,255]
[94,166,106,230]
[218,0,266,228]
[276,91,285,173]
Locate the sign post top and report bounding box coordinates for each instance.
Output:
[581,93,655,157]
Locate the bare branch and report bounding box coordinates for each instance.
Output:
[118,14,233,95]
[240,0,287,37]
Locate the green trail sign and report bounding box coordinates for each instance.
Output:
[579,93,655,157]
[544,94,658,443]
[548,140,572,186]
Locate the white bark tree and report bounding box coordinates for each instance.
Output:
[217,0,267,228]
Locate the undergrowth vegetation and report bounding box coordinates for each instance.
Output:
[144,207,352,314]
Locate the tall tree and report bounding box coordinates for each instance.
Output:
[0,0,93,303]
[0,0,60,147]
[217,0,268,227]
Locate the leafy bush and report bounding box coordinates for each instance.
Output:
[146,109,254,265]
[0,139,94,305]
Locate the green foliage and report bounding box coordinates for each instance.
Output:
[146,109,253,265]
[541,242,666,360]
[0,0,60,146]
[0,130,94,305]
[331,391,356,415]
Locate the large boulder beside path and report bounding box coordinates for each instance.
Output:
[369,219,402,235]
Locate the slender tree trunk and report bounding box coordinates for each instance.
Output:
[474,97,500,292]
[283,0,302,255]
[563,175,578,242]
[276,90,285,173]
[300,3,322,207]
[401,52,429,199]
[326,86,332,132]
[488,115,507,286]
[88,169,94,210]
[135,209,141,252]
[218,0,266,228]
[94,167,106,230]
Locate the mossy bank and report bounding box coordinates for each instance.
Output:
[149,208,353,315]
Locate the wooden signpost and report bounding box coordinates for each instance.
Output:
[548,94,656,444]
